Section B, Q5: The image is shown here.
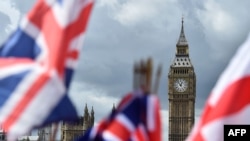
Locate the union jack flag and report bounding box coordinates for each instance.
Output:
[0,0,94,140]
[77,90,162,141]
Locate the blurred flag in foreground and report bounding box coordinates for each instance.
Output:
[0,0,94,140]
[186,33,250,141]
[78,90,161,141]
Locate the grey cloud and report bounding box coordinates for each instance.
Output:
[10,0,35,14]
[0,12,11,31]
[0,12,11,44]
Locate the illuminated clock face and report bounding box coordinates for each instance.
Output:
[174,78,188,92]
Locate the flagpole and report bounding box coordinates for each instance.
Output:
[133,58,161,95]
[146,58,152,93]
[153,63,162,94]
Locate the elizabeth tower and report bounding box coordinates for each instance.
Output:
[168,18,196,141]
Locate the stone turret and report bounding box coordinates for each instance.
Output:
[61,104,95,141]
[83,104,90,130]
[90,106,94,127]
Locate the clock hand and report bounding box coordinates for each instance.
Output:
[178,81,181,85]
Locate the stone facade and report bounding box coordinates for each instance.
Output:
[168,18,196,141]
[61,104,94,141]
[38,124,52,141]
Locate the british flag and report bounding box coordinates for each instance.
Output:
[0,0,94,140]
[77,90,162,141]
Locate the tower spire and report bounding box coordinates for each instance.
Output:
[91,106,94,115]
[90,106,94,127]
[182,15,184,25]
[84,103,88,114]
[177,16,188,46]
[112,103,116,112]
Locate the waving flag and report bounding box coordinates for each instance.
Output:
[78,90,162,141]
[0,0,94,140]
[186,33,250,141]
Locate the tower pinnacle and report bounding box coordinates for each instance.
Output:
[182,15,184,25]
[91,106,94,115]
[177,17,188,46]
[112,103,116,112]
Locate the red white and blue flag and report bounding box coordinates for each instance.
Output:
[186,33,250,141]
[78,90,162,141]
[0,0,94,140]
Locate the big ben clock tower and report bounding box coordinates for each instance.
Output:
[168,18,196,141]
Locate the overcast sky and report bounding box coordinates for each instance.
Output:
[1,0,250,140]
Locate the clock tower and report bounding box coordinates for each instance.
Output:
[168,18,196,141]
